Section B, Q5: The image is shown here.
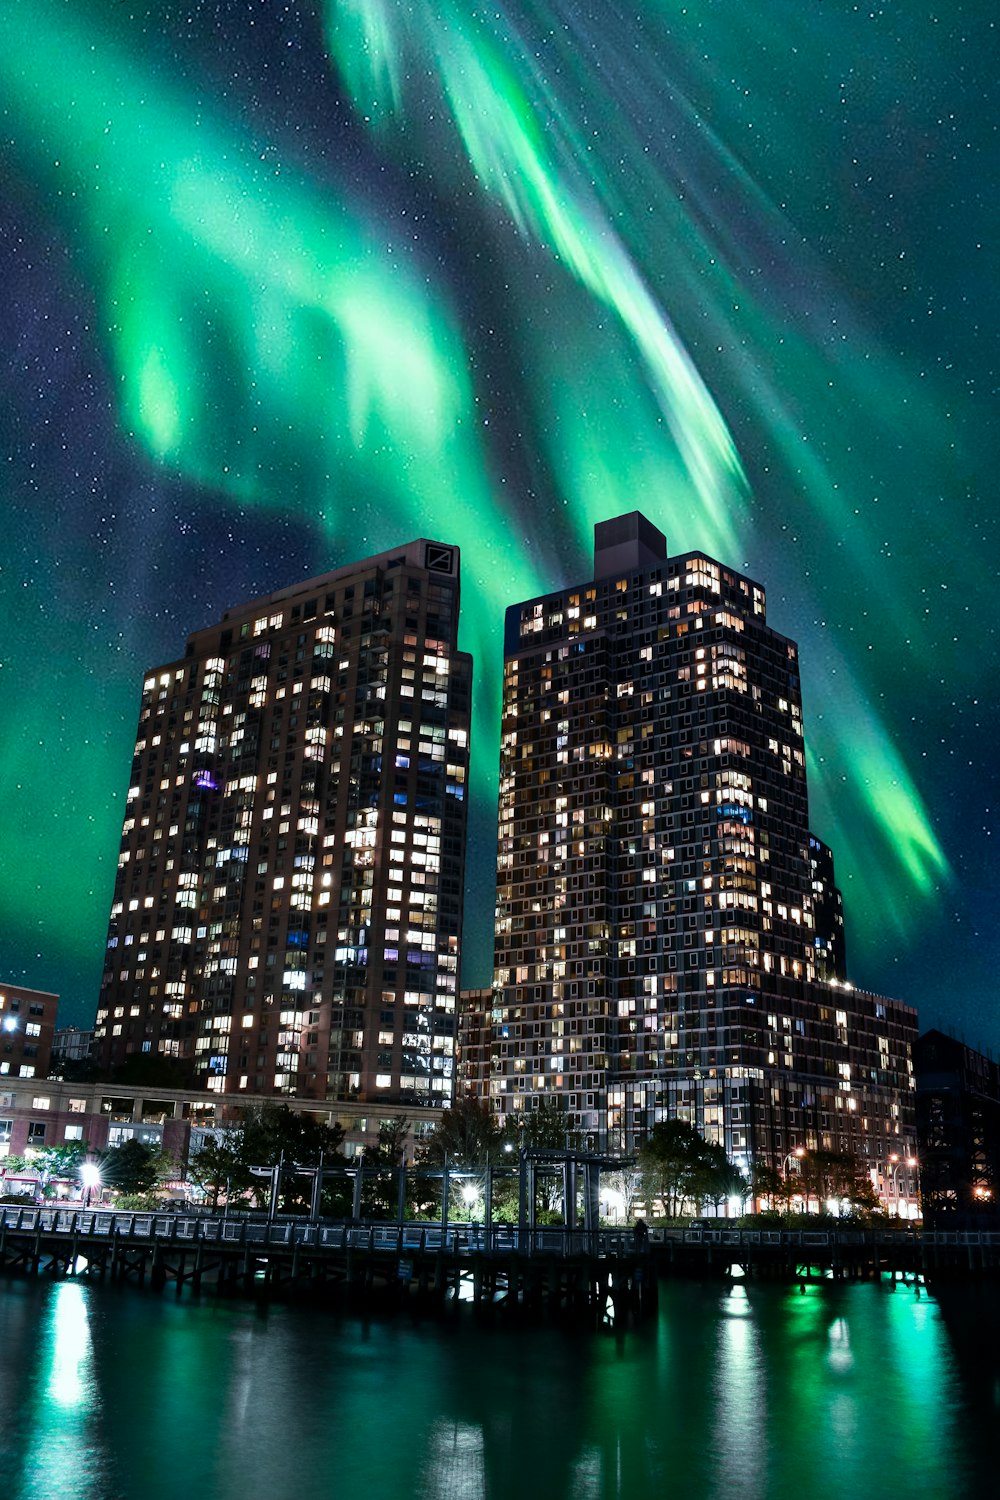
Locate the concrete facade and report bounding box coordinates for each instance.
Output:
[482,512,916,1204]
[94,539,472,1111]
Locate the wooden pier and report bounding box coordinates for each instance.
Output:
[650,1224,1000,1283]
[0,1206,655,1323]
[5,1207,1000,1317]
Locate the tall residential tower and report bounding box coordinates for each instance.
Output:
[489,513,915,1188]
[95,538,472,1107]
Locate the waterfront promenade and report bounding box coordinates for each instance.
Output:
[4,1205,1000,1315]
[0,1204,654,1319]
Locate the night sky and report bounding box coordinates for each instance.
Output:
[1,2,996,1047]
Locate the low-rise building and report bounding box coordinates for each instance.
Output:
[0,1077,440,1174]
[0,983,57,1082]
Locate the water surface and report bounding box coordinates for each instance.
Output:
[1,1276,995,1500]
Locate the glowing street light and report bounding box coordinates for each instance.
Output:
[80,1161,101,1210]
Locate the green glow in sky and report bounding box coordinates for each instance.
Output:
[1,0,986,1020]
[323,0,953,947]
[327,0,749,555]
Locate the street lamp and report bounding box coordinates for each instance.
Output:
[782,1147,805,1175]
[80,1161,101,1210]
[461,1182,479,1220]
[887,1154,917,1218]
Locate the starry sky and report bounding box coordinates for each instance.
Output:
[0,1,996,1047]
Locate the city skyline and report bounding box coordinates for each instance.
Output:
[0,3,996,1047]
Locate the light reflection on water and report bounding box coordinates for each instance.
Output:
[0,1277,992,1500]
[711,1287,768,1500]
[421,1420,487,1500]
[11,1282,107,1500]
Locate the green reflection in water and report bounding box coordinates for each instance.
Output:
[0,1278,985,1500]
[14,1282,104,1500]
[710,1287,769,1498]
[760,1282,966,1500]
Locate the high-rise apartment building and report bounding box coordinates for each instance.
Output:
[915,1030,1000,1224]
[95,538,472,1107]
[488,512,915,1187]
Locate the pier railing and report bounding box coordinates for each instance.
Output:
[654,1225,1000,1251]
[4,1206,1000,1258]
[0,1206,639,1258]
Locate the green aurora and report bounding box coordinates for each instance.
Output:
[0,1,994,1035]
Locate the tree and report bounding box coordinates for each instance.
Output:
[701,1156,749,1216]
[33,1141,90,1195]
[501,1100,581,1154]
[35,1141,90,1176]
[639,1120,703,1217]
[360,1116,411,1219]
[190,1104,346,1213]
[797,1149,882,1217]
[750,1161,793,1213]
[603,1166,640,1224]
[638,1120,744,1217]
[110,1053,198,1090]
[0,1155,34,1200]
[419,1097,502,1169]
[500,1102,583,1218]
[55,1057,101,1084]
[188,1131,245,1210]
[366,1116,409,1169]
[101,1138,174,1198]
[847,1172,884,1218]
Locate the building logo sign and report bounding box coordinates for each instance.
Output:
[425,544,454,574]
